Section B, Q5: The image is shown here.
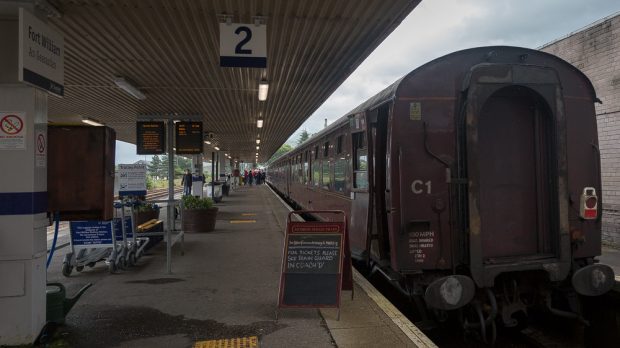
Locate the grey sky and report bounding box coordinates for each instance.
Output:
[117,1,620,163]
[286,0,620,144]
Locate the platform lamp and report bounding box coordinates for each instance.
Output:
[81,117,104,126]
[113,77,146,100]
[258,79,269,101]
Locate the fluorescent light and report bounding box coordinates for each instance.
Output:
[257,119,263,128]
[256,146,259,150]
[82,118,104,126]
[113,77,146,100]
[256,152,259,156]
[256,139,260,144]
[205,140,211,144]
[258,79,269,101]
[214,146,220,151]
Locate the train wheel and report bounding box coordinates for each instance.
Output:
[75,265,84,272]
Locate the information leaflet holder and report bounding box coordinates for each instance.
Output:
[276,210,353,321]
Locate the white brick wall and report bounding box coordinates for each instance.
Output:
[541,13,620,246]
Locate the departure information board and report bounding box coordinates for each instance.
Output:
[136,121,165,154]
[175,121,203,154]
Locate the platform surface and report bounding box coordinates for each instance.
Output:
[46,184,433,347]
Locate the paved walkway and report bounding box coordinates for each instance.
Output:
[45,184,432,347]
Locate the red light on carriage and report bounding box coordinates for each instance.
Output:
[580,187,598,220]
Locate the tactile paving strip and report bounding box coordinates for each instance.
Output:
[194,336,258,348]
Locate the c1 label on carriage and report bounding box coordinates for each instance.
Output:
[411,180,432,194]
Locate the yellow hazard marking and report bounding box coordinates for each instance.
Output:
[230,220,257,224]
[241,213,257,216]
[194,336,258,348]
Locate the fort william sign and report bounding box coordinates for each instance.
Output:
[18,8,64,97]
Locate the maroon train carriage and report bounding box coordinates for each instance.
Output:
[267,46,615,333]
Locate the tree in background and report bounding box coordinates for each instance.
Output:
[297,129,310,146]
[268,143,293,163]
[148,155,162,179]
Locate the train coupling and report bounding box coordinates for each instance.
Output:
[424,275,476,310]
[571,263,615,296]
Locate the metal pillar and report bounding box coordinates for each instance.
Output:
[211,151,215,198]
[0,5,48,344]
[166,119,174,274]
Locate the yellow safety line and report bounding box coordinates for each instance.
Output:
[194,336,258,348]
[229,220,257,224]
[241,213,257,216]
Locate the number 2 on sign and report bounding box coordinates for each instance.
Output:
[412,180,431,194]
[235,26,252,54]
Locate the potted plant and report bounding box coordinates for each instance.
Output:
[181,195,218,232]
[134,202,160,226]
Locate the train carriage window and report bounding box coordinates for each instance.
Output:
[312,145,320,187]
[304,151,309,185]
[298,154,303,184]
[336,135,343,154]
[353,132,368,189]
[322,160,331,190]
[322,141,331,190]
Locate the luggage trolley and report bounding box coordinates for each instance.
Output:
[114,200,150,267]
[63,220,117,277]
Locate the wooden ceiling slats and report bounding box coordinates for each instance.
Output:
[47,0,418,162]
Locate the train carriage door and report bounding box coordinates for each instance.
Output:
[464,64,570,287]
[369,105,391,263]
[349,114,370,260]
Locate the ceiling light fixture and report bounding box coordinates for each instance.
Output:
[256,146,260,150]
[204,140,211,144]
[81,118,104,126]
[258,79,269,101]
[257,119,263,128]
[256,139,260,144]
[214,146,220,151]
[113,77,146,100]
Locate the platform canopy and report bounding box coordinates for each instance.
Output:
[42,0,420,163]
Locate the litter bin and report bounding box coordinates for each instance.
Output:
[206,182,223,203]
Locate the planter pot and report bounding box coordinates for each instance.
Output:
[134,210,160,226]
[182,207,218,232]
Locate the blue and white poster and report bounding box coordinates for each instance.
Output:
[113,216,133,240]
[70,221,114,249]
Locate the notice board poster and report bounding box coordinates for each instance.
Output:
[136,121,165,154]
[175,121,203,154]
[69,221,114,249]
[118,163,147,196]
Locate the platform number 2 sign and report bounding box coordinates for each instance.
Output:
[220,23,267,68]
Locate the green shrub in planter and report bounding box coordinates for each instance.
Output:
[181,195,217,232]
[181,195,214,210]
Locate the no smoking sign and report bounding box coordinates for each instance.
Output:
[0,112,26,150]
[1,114,24,134]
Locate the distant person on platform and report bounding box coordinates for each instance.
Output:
[181,169,192,195]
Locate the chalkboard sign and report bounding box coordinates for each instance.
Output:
[281,233,343,306]
[175,121,203,154]
[278,211,350,313]
[136,121,165,154]
[69,220,114,249]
